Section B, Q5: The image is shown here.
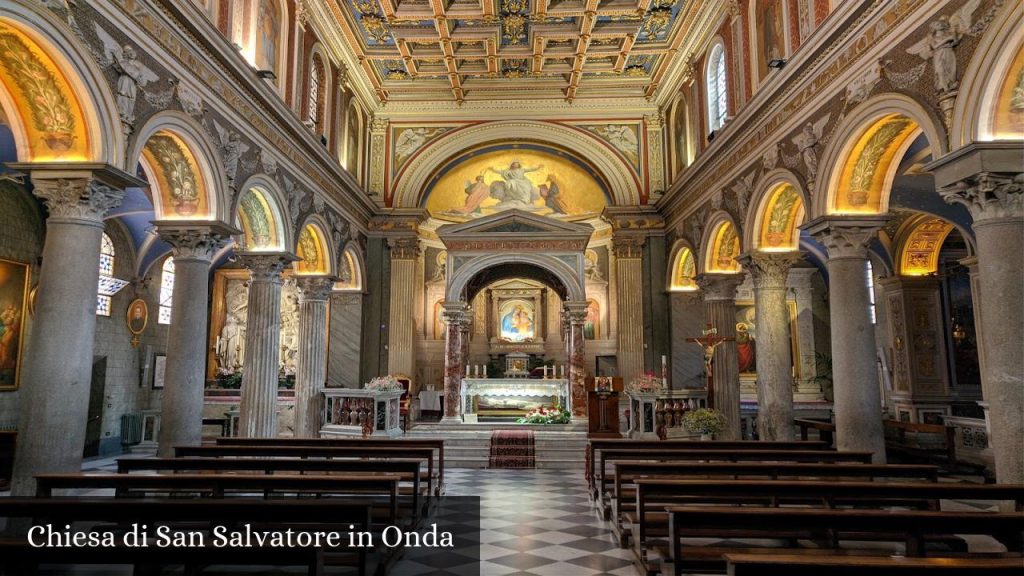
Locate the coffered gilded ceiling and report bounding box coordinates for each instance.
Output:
[324,0,708,104]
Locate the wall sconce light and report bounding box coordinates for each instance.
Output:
[768,58,787,69]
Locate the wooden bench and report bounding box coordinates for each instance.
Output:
[174,444,437,501]
[724,554,1024,575]
[794,418,836,446]
[215,437,447,496]
[116,457,426,521]
[884,420,957,465]
[35,472,405,527]
[629,479,1024,568]
[0,497,373,576]
[586,439,829,497]
[596,449,874,516]
[663,507,1024,575]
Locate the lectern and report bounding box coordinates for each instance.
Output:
[587,390,621,438]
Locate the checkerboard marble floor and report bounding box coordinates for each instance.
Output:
[392,468,638,576]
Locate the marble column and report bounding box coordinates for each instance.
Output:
[10,165,139,496]
[441,303,469,422]
[387,237,419,377]
[237,253,295,438]
[613,236,646,382]
[804,216,889,463]
[293,276,336,438]
[670,291,706,389]
[564,301,589,418]
[696,273,744,440]
[156,222,236,456]
[738,252,801,441]
[929,142,1023,484]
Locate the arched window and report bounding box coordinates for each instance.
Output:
[158,257,175,325]
[706,42,728,132]
[96,233,116,316]
[308,54,326,133]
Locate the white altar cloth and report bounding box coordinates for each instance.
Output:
[459,378,571,420]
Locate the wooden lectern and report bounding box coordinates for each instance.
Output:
[586,376,623,438]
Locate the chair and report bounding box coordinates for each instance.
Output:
[395,375,412,431]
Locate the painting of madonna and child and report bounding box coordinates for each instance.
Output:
[734,301,800,381]
[424,146,608,222]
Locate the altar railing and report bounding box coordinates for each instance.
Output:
[626,389,708,439]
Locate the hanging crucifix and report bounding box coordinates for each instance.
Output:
[685,323,734,409]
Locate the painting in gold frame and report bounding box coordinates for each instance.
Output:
[126,298,148,348]
[734,300,799,382]
[0,258,29,391]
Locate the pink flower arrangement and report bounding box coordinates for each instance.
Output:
[365,375,404,392]
[626,372,665,395]
[517,403,570,424]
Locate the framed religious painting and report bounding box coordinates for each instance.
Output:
[734,300,799,382]
[126,298,148,348]
[0,258,29,391]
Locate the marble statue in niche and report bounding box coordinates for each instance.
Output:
[217,275,300,374]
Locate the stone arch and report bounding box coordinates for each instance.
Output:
[952,2,1024,146]
[666,239,698,291]
[745,169,808,251]
[813,93,947,218]
[130,111,227,221]
[0,5,122,164]
[335,241,365,291]
[446,252,586,304]
[391,120,641,207]
[699,211,742,274]
[294,214,336,276]
[233,173,291,252]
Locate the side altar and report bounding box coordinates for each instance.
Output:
[460,378,571,422]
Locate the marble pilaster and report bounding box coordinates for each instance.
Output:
[612,236,646,382]
[564,301,589,418]
[696,273,744,440]
[237,252,296,438]
[10,165,140,496]
[737,252,801,441]
[928,142,1023,484]
[387,237,419,377]
[293,276,336,438]
[803,216,889,463]
[155,222,237,456]
[441,303,470,422]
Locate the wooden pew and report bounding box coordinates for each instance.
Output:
[629,479,1024,568]
[794,418,836,446]
[884,419,957,465]
[35,473,404,527]
[215,437,447,496]
[724,554,1024,575]
[173,444,437,500]
[0,497,373,576]
[586,439,830,497]
[116,457,426,520]
[663,507,1024,576]
[596,449,873,515]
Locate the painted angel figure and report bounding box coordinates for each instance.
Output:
[95,24,158,127]
[906,1,980,95]
[791,113,830,182]
[213,120,249,189]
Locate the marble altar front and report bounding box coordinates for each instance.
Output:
[460,378,571,422]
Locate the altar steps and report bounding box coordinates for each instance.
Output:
[404,424,587,469]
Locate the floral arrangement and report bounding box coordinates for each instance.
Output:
[516,403,571,424]
[214,367,242,389]
[626,372,665,395]
[365,375,404,392]
[681,408,727,436]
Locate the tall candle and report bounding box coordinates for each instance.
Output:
[466,365,471,377]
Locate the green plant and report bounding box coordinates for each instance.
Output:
[682,408,727,435]
[217,371,242,389]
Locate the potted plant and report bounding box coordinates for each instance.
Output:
[682,408,727,440]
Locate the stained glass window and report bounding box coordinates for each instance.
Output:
[97,233,115,316]
[308,55,325,132]
[159,257,175,325]
[706,43,728,132]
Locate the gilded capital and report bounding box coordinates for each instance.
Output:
[296,275,336,302]
[737,252,802,290]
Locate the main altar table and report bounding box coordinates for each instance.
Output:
[460,378,571,422]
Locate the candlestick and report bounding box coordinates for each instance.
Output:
[465,365,471,378]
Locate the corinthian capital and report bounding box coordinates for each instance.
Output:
[296,275,336,302]
[388,237,420,260]
[156,221,239,262]
[940,172,1023,222]
[801,215,888,260]
[696,273,743,301]
[612,236,645,258]
[737,252,802,290]
[441,301,471,327]
[238,252,298,283]
[33,178,124,224]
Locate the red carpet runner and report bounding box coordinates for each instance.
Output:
[489,429,535,469]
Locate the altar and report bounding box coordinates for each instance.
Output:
[460,378,571,422]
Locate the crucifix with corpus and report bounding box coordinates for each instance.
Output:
[685,323,734,410]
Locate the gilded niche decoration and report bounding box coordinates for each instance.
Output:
[992,45,1024,138]
[294,224,328,275]
[669,247,697,291]
[142,132,207,218]
[235,188,279,251]
[761,184,804,250]
[424,144,608,222]
[836,115,916,213]
[899,217,954,276]
[708,221,741,273]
